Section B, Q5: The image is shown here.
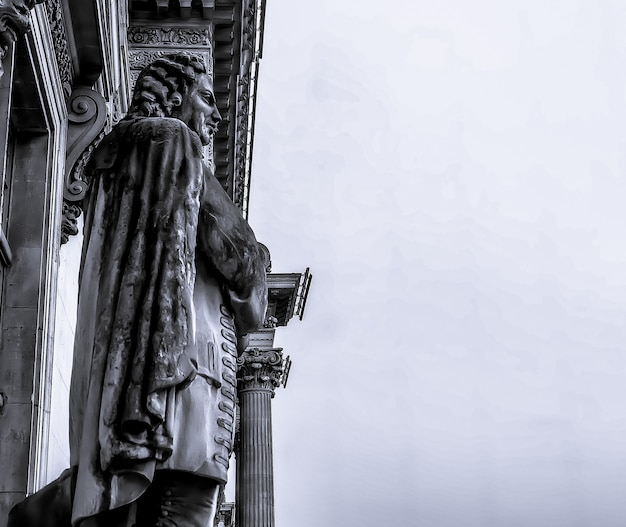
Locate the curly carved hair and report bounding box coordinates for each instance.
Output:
[127,53,208,118]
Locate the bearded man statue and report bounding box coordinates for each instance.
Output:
[9,53,267,527]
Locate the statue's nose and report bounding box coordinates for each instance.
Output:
[213,107,222,124]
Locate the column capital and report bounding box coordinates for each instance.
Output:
[237,348,284,395]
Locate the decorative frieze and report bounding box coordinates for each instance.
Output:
[128,48,212,89]
[237,348,284,395]
[127,25,213,88]
[128,26,211,47]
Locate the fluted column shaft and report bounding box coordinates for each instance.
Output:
[236,348,283,527]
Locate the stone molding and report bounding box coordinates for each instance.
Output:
[237,348,284,395]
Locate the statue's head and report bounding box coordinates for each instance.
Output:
[128,53,222,145]
[0,0,40,48]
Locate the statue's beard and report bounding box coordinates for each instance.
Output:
[189,116,217,146]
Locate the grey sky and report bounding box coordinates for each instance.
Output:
[248,1,626,526]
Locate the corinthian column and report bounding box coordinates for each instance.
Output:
[236,348,284,527]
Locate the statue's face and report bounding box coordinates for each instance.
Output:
[0,0,34,48]
[174,73,222,146]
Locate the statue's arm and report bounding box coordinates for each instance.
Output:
[197,166,267,335]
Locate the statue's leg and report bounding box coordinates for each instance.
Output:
[133,471,220,527]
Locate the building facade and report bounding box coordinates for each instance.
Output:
[0,1,310,525]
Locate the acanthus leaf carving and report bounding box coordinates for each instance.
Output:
[236,348,284,395]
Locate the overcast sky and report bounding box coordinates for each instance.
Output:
[248,1,626,526]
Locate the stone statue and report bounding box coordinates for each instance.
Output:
[0,0,41,78]
[9,53,267,526]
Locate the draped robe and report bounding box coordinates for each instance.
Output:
[68,117,267,525]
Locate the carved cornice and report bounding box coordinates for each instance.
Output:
[44,0,73,96]
[229,0,263,215]
[233,73,250,210]
[237,348,284,395]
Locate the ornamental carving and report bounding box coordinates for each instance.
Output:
[61,88,107,244]
[263,316,277,329]
[44,0,73,95]
[231,0,256,212]
[108,89,124,126]
[128,49,212,90]
[65,88,107,204]
[242,0,255,53]
[60,201,81,244]
[129,49,208,69]
[237,348,284,395]
[128,26,211,47]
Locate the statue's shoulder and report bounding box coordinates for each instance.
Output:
[124,117,194,141]
[91,118,197,170]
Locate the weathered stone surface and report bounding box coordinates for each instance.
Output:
[4,249,40,308]
[0,403,32,492]
[0,308,37,404]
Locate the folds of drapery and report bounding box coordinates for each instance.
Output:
[69,117,267,525]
